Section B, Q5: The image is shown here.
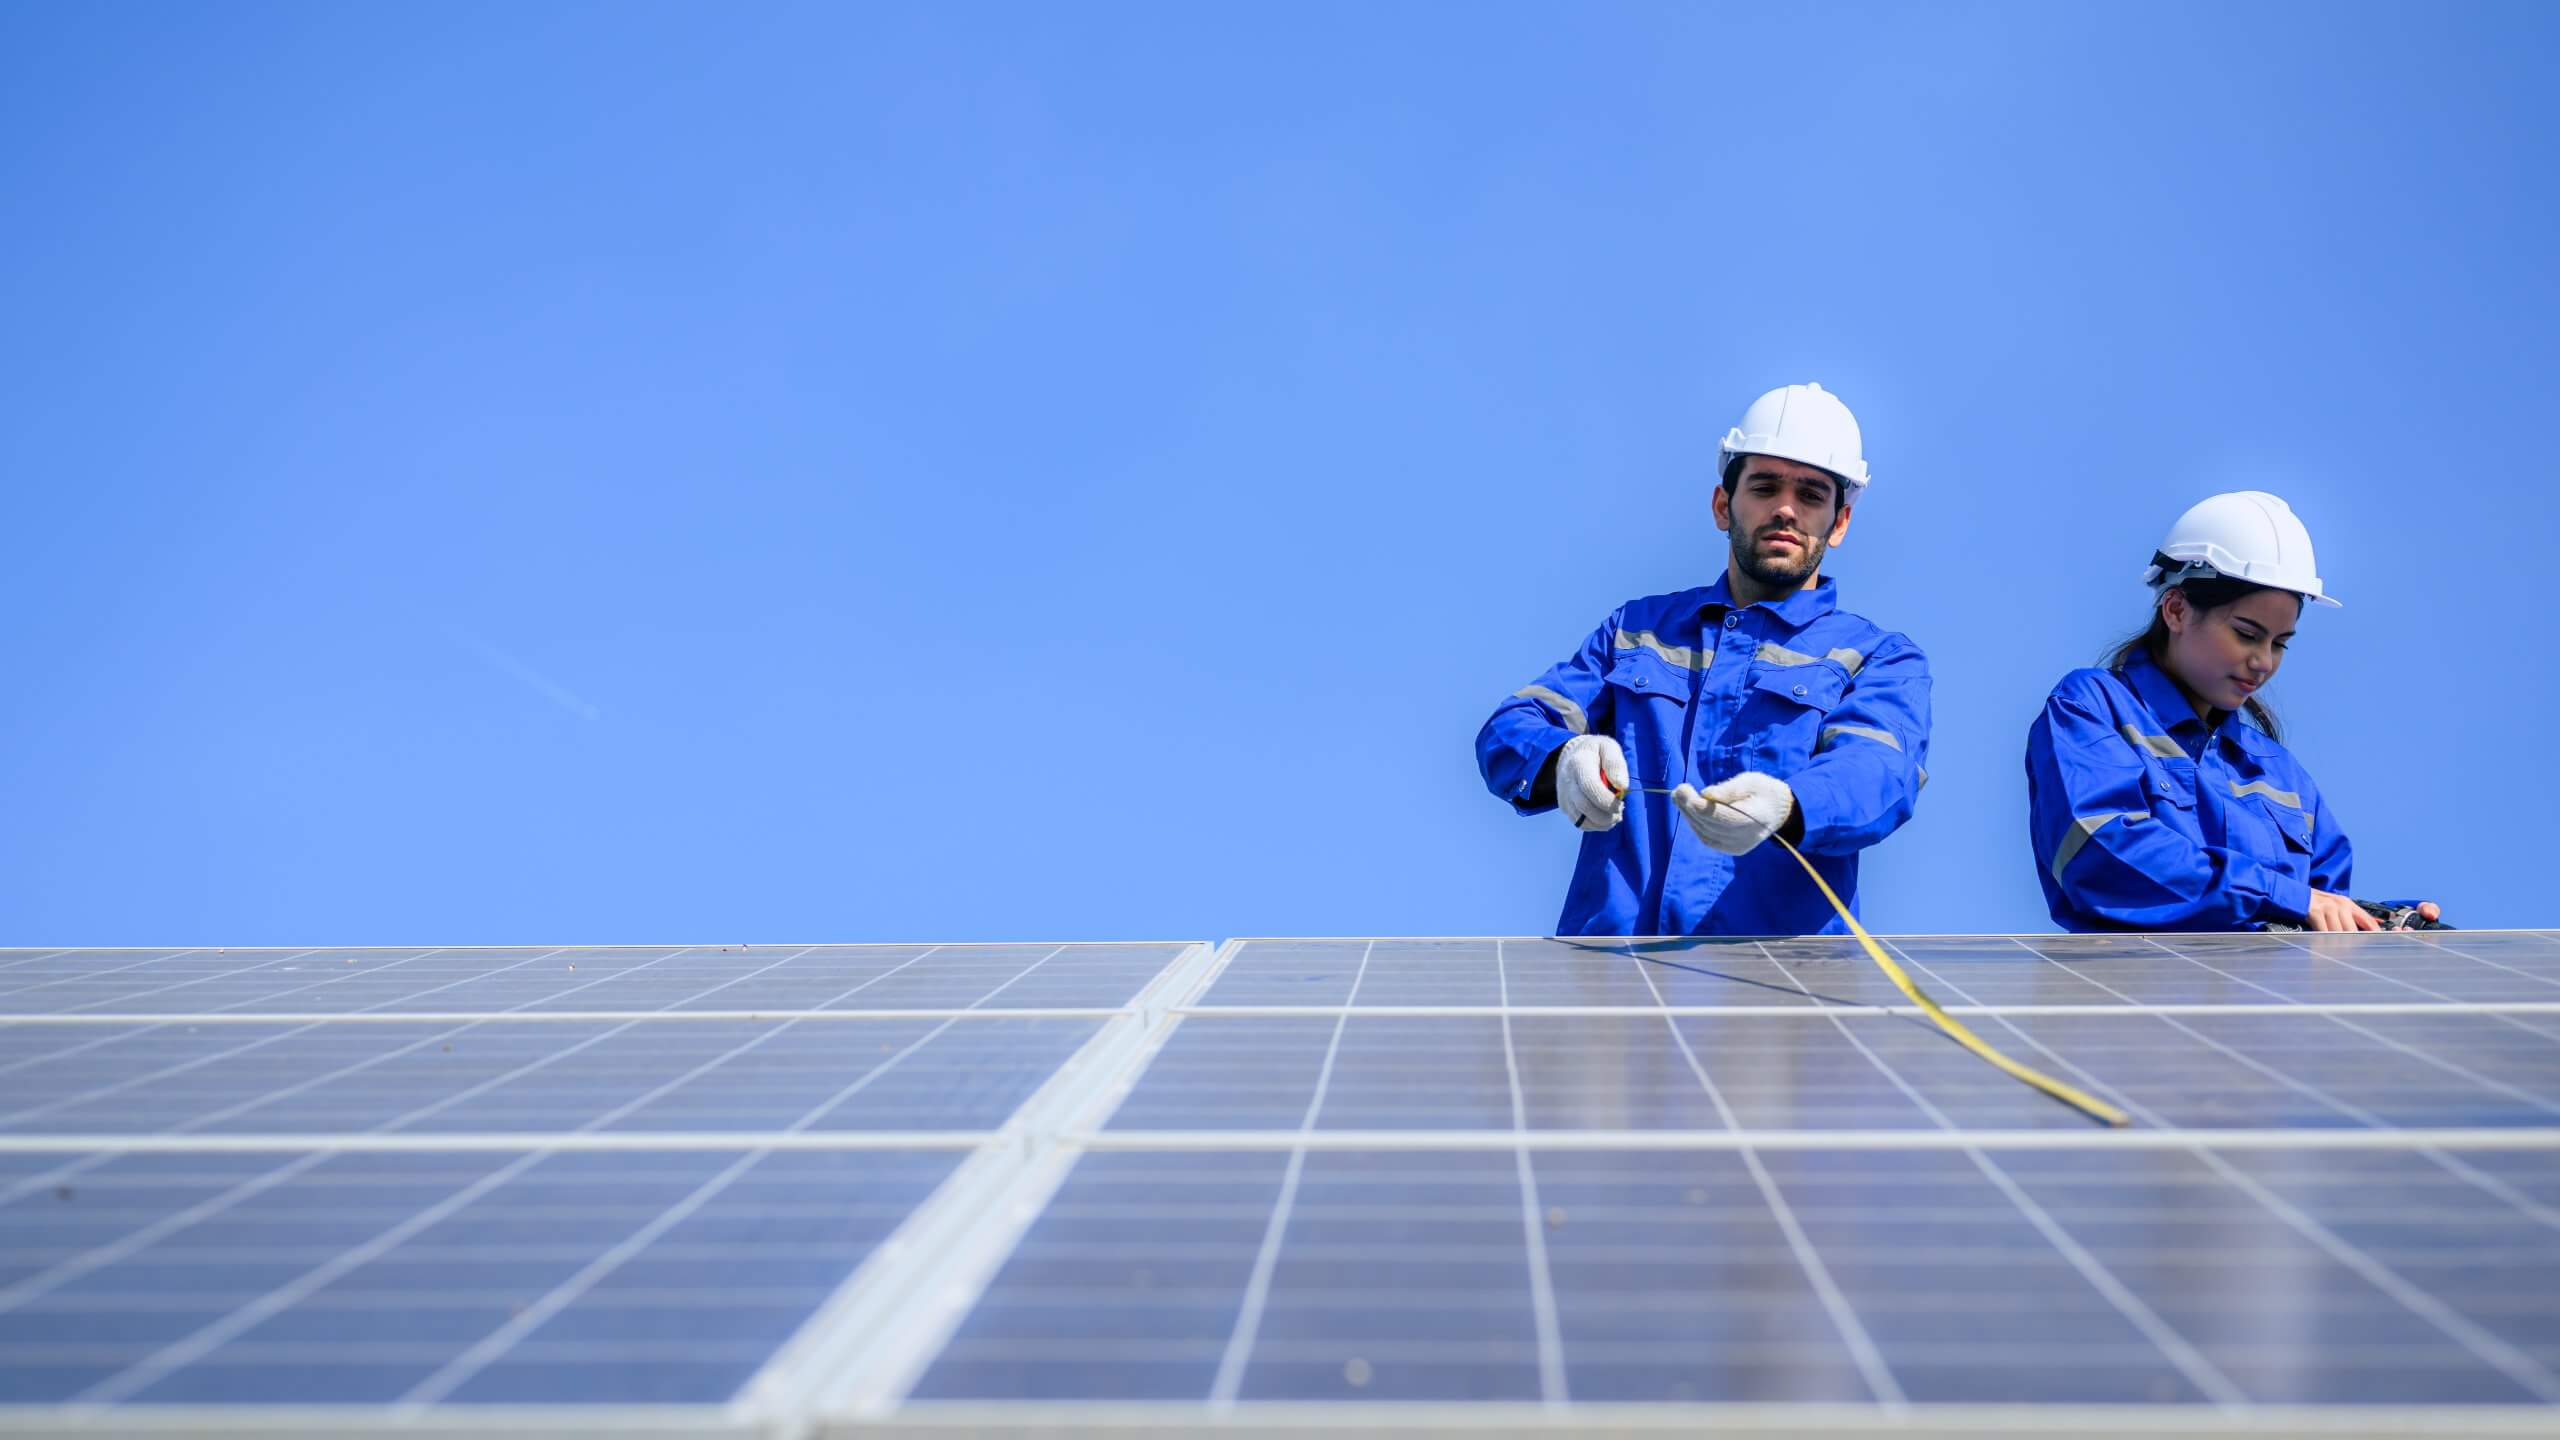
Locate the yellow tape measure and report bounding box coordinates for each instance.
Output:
[1771,833,2130,1128]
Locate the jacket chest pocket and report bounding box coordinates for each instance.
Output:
[2227,782,2316,857]
[1731,662,1845,771]
[1602,652,1692,786]
[2142,763,2198,817]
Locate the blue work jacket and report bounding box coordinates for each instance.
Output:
[2025,652,2349,931]
[1476,574,1931,937]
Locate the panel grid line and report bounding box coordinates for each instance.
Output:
[2175,930,2560,1049]
[0,946,798,1316]
[5,941,967,1146]
[756,944,1228,1416]
[2252,936,2560,1045]
[1841,943,2250,1408]
[130,946,466,1018]
[3,1006,1131,1026]
[0,946,589,1129]
[0,948,210,1000]
[388,952,1044,1409]
[0,946,697,1223]
[1495,939,1569,1408]
[1209,939,1376,1408]
[1171,1001,2560,1019]
[0,1023,184,1082]
[66,946,1059,1409]
[2027,939,2397,1127]
[0,937,1146,1023]
[4,947,326,1016]
[2010,936,2560,1233]
[2411,931,2560,993]
[2129,937,2560,1127]
[11,1125,2560,1155]
[1923,948,2560,1404]
[2256,936,2560,1013]
[1626,943,1907,1410]
[1940,952,2552,1238]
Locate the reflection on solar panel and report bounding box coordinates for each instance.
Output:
[1,933,2557,1433]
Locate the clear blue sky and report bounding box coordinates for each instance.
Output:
[3,1,2552,945]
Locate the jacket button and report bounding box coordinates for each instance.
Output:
[1723,615,1740,629]
[1633,676,1647,689]
[1792,684,1807,696]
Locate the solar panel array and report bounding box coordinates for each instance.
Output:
[0,931,2556,1434]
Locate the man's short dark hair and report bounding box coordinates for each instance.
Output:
[1720,455,1845,507]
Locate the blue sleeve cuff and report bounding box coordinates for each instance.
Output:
[2254,869,2314,926]
[1508,730,1571,815]
[1785,768,1851,853]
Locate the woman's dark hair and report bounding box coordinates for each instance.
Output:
[2106,553,2288,739]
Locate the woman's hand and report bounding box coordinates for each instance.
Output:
[2306,890,2382,932]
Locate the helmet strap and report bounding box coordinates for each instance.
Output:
[2150,559,2223,593]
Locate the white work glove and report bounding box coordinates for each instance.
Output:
[1554,735,1628,831]
[1671,772,1795,855]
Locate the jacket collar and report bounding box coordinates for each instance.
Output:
[1699,571,1839,627]
[2121,650,2231,738]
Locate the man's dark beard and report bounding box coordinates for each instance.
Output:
[1730,522,1829,589]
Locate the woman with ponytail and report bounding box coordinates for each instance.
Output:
[2025,492,2440,933]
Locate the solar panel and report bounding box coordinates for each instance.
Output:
[1,932,2556,1432]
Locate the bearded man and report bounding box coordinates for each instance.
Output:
[1475,382,1932,937]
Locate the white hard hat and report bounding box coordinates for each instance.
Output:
[2141,490,2341,608]
[1719,382,1869,493]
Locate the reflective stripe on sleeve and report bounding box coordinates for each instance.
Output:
[2118,724,2185,760]
[1615,629,1708,670]
[2051,811,2146,883]
[1513,684,1588,736]
[1818,723,1903,753]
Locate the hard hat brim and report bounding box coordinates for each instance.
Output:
[2142,561,2341,608]
[1717,432,1869,491]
